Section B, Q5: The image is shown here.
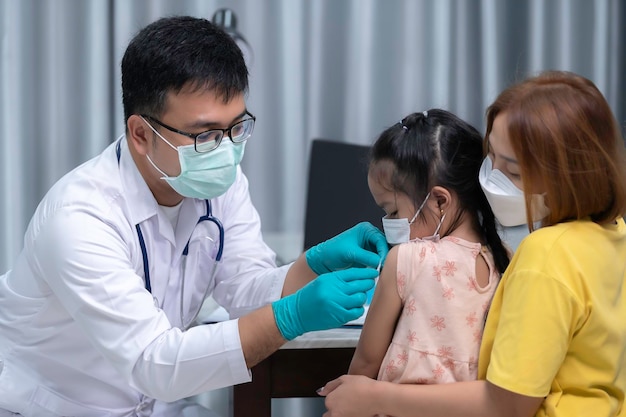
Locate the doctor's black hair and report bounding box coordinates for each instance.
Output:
[121,16,248,125]
[369,109,510,274]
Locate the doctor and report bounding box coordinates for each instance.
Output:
[0,16,388,417]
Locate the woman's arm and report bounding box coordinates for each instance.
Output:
[348,245,403,378]
[319,374,543,417]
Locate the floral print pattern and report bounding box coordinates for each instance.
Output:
[378,237,499,385]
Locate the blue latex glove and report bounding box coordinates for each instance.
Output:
[272,267,378,340]
[305,222,389,275]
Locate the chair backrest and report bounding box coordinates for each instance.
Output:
[303,139,383,250]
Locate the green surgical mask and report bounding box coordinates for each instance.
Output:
[144,119,245,200]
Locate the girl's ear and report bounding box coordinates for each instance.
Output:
[430,185,452,213]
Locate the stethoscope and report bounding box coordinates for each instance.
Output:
[116,140,224,328]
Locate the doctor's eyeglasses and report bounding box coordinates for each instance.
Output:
[141,111,256,153]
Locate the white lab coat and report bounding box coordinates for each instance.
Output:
[0,138,289,416]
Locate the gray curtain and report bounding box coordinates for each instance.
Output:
[1,0,625,415]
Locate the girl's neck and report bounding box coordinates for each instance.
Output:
[442,212,484,244]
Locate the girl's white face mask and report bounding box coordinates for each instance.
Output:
[382,192,445,245]
[382,208,421,245]
[478,157,549,227]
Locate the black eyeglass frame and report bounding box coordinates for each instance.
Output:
[141,111,256,153]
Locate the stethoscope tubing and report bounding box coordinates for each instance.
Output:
[115,139,225,304]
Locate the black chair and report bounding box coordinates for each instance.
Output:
[303,139,383,250]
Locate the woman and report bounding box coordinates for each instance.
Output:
[319,70,626,417]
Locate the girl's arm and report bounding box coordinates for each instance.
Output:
[348,245,403,378]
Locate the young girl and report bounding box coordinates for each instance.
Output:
[348,109,510,387]
[321,71,626,417]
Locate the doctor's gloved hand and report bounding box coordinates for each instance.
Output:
[305,222,389,275]
[272,267,378,340]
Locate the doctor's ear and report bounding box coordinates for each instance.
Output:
[126,115,153,156]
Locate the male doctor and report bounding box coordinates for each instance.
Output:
[0,16,388,417]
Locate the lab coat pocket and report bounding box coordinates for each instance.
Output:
[30,385,113,417]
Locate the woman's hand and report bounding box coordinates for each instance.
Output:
[318,374,380,417]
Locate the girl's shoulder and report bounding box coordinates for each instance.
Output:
[440,235,483,250]
[396,236,482,263]
[398,236,481,253]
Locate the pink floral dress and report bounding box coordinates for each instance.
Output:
[377,236,499,384]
